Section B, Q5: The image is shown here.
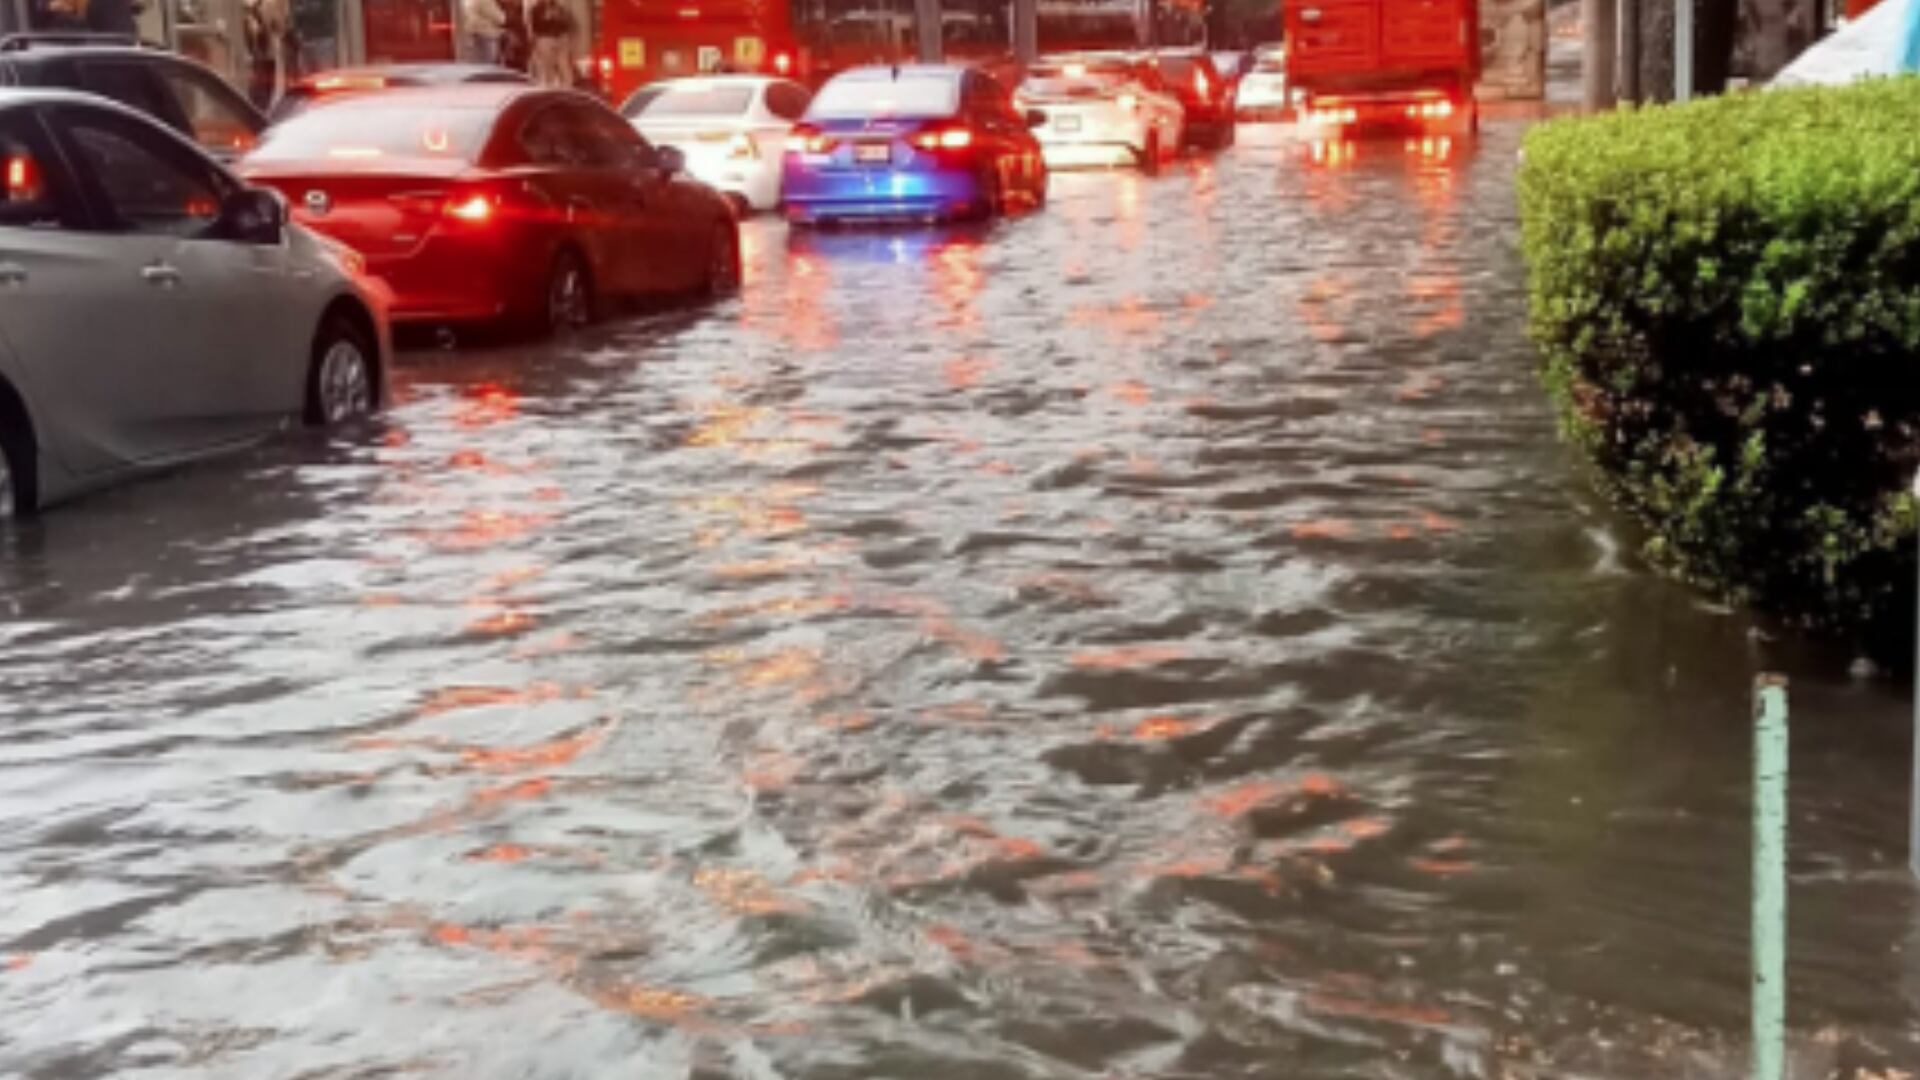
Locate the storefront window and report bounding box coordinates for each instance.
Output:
[364,0,453,62]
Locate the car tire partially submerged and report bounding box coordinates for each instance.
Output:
[706,222,742,296]
[543,248,595,335]
[306,314,377,426]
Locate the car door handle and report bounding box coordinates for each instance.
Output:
[141,262,181,287]
[0,262,26,287]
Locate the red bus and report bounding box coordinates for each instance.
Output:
[592,0,800,104]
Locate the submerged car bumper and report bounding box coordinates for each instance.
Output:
[782,165,988,224]
[1039,141,1141,168]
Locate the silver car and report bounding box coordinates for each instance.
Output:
[0,89,390,519]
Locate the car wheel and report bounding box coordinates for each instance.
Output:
[706,221,742,296]
[306,315,376,426]
[1139,131,1161,175]
[0,430,21,522]
[544,248,594,335]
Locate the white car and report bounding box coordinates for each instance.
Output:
[0,90,390,519]
[622,75,814,214]
[1236,46,1295,118]
[1017,53,1185,172]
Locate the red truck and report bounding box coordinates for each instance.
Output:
[1285,0,1481,133]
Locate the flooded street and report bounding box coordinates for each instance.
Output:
[3,119,1918,1077]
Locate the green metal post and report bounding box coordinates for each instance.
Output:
[1753,676,1788,1080]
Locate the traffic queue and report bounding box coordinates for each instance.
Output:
[2,13,1480,519]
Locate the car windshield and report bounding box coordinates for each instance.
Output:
[1024,61,1132,96]
[637,84,756,117]
[809,74,957,118]
[248,103,497,163]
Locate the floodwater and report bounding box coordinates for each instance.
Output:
[3,121,1917,1078]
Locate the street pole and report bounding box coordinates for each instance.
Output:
[1752,676,1789,1080]
[1909,471,1920,881]
[1013,0,1038,64]
[1675,0,1694,101]
[1619,0,1641,101]
[914,0,942,63]
[1584,0,1618,110]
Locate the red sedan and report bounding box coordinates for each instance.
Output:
[242,85,741,335]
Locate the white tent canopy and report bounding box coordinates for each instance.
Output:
[1774,0,1917,86]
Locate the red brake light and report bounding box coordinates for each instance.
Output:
[314,74,387,93]
[773,51,793,74]
[5,155,34,196]
[910,126,973,151]
[785,124,828,154]
[1194,69,1210,97]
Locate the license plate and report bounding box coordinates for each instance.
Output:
[855,142,891,164]
[1055,114,1081,132]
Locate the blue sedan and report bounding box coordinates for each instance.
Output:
[782,65,1049,226]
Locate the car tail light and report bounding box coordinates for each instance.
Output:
[785,124,829,154]
[1193,69,1210,98]
[910,125,973,152]
[1404,99,1456,120]
[444,193,494,223]
[727,133,758,160]
[313,74,387,93]
[773,51,793,74]
[1117,92,1138,112]
[5,154,35,197]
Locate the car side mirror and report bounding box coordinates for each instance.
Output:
[1024,108,1047,128]
[656,145,686,175]
[219,187,284,245]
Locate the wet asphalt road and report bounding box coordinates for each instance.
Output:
[2,119,1918,1079]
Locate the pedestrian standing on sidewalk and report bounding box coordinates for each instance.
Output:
[526,0,575,87]
[463,0,507,66]
[498,0,531,71]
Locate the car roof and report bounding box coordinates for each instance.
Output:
[831,64,966,82]
[290,81,551,110]
[294,63,528,88]
[649,74,784,89]
[0,32,161,57]
[1035,51,1136,62]
[0,85,133,107]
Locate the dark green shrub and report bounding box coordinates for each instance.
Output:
[1519,78,1920,643]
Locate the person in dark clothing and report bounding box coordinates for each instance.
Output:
[498,0,531,71]
[83,0,135,35]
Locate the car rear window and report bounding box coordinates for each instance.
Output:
[808,74,957,118]
[1024,61,1131,96]
[637,84,755,117]
[248,102,496,163]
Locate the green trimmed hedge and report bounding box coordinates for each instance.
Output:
[1519,79,1920,642]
